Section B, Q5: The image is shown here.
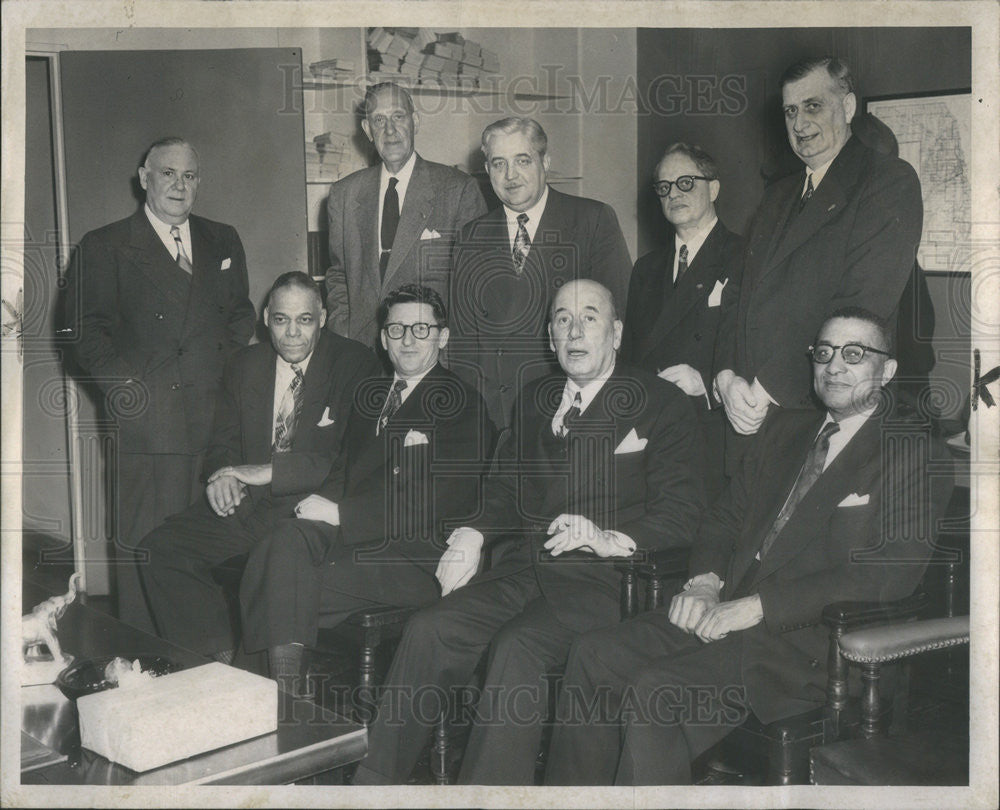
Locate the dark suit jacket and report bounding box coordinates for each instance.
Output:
[65,210,257,454]
[325,154,487,347]
[621,219,742,396]
[311,363,496,603]
[715,136,923,408]
[450,187,634,428]
[689,406,951,723]
[471,365,705,633]
[203,330,380,511]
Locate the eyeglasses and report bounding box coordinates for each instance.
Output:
[383,322,441,340]
[652,175,713,197]
[808,343,892,364]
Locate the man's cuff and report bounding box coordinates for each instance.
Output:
[447,527,485,549]
[605,530,637,557]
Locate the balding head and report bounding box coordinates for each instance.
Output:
[548,280,622,385]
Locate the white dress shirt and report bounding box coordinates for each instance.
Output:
[377,151,417,254]
[672,215,718,283]
[145,204,191,261]
[272,351,313,445]
[503,185,549,250]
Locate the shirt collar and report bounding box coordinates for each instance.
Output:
[276,350,313,377]
[504,185,549,231]
[564,363,616,414]
[674,215,718,260]
[804,155,836,193]
[393,364,434,404]
[380,151,417,194]
[145,203,189,241]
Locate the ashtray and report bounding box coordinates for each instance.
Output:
[56,656,180,700]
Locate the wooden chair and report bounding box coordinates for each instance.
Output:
[809,615,970,785]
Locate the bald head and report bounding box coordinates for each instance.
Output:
[548,280,622,385]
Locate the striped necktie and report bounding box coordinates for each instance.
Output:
[170,225,194,274]
[273,364,305,452]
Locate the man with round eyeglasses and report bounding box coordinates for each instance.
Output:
[621,142,742,505]
[544,306,951,785]
[239,284,495,695]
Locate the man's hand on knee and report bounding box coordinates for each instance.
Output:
[206,475,246,516]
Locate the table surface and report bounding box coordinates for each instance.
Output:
[20,579,366,785]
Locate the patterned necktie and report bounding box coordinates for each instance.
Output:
[377,378,407,435]
[273,364,304,452]
[675,243,689,286]
[758,420,840,559]
[512,213,531,274]
[798,174,815,212]
[555,391,582,438]
[170,225,194,274]
[380,177,400,282]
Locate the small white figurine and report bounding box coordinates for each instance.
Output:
[22,572,81,684]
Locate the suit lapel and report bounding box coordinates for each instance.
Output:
[181,215,217,340]
[246,346,278,463]
[290,333,335,450]
[125,211,189,307]
[383,156,435,289]
[355,167,382,297]
[757,414,881,579]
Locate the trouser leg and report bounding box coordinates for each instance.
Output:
[139,498,263,655]
[115,452,201,634]
[351,568,539,785]
[458,596,581,785]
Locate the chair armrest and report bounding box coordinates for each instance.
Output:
[839,615,969,665]
[617,547,691,619]
[821,590,928,632]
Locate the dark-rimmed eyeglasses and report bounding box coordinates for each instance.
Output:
[652,175,712,197]
[808,343,892,364]
[383,322,441,340]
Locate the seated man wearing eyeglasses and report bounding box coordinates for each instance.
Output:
[620,143,742,505]
[544,306,951,785]
[240,284,495,694]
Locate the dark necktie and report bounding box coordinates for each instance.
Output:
[732,421,840,597]
[760,420,840,558]
[512,213,531,274]
[556,391,582,438]
[377,378,407,435]
[675,243,689,286]
[273,364,304,452]
[170,225,193,274]
[379,177,400,282]
[798,174,814,212]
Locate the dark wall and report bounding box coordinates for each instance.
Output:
[636,27,972,251]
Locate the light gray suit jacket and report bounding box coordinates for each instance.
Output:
[325,154,486,348]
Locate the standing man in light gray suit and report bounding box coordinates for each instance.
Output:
[325,82,487,349]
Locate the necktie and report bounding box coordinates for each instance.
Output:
[377,378,407,435]
[512,213,531,274]
[273,364,304,452]
[798,174,814,212]
[760,420,840,558]
[554,391,582,438]
[675,243,689,286]
[170,225,193,274]
[379,177,400,282]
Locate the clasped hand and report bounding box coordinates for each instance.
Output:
[715,370,769,435]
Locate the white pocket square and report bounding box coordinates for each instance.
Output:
[404,429,429,447]
[838,492,870,507]
[221,257,232,270]
[614,428,648,455]
[420,228,441,240]
[707,277,728,308]
[316,406,335,427]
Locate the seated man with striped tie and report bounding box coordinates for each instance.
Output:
[139,272,379,665]
[238,283,496,693]
[351,279,705,785]
[543,307,952,785]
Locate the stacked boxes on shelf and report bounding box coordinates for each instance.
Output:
[367,27,500,88]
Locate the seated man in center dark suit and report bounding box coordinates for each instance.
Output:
[544,307,951,785]
[139,272,379,662]
[352,279,705,785]
[621,142,742,504]
[449,116,633,430]
[239,284,495,689]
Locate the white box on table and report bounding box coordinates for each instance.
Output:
[77,662,278,772]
